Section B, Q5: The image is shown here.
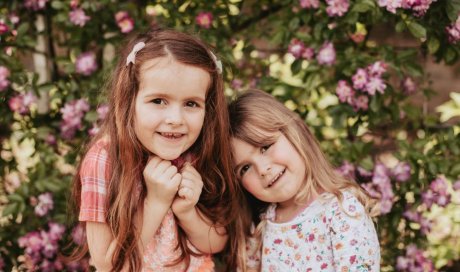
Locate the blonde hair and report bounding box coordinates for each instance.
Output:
[228,89,378,271]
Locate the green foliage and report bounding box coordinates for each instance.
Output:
[0,0,459,271]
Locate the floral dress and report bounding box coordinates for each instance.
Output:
[246,191,380,272]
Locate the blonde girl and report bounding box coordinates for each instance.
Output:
[229,89,380,272]
[71,28,239,271]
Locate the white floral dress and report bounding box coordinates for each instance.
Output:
[246,191,380,272]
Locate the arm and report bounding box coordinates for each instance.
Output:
[329,193,381,271]
[176,207,228,253]
[82,155,181,270]
[172,163,227,253]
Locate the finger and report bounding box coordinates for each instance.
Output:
[162,165,178,180]
[178,187,193,199]
[170,173,182,188]
[181,164,201,180]
[179,178,195,188]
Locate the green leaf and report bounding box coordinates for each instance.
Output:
[51,1,65,9]
[2,203,18,217]
[427,37,440,54]
[16,23,30,37]
[407,22,426,40]
[446,0,460,21]
[7,194,24,202]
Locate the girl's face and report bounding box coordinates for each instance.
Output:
[231,132,306,208]
[134,56,209,160]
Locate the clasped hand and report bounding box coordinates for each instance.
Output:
[143,156,203,216]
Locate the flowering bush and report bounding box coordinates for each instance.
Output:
[0,1,459,271]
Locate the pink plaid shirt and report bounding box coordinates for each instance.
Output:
[79,138,214,271]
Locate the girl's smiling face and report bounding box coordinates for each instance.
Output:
[231,133,306,207]
[134,56,209,160]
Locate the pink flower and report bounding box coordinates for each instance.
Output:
[60,98,90,140]
[69,8,90,27]
[288,39,306,59]
[34,192,54,217]
[352,68,368,90]
[70,0,80,9]
[453,180,460,191]
[336,80,355,104]
[8,92,37,115]
[446,15,460,44]
[24,0,49,11]
[9,14,20,25]
[377,0,403,14]
[45,134,56,145]
[422,176,451,209]
[75,51,97,76]
[352,95,369,111]
[402,77,417,94]
[367,61,387,77]
[196,12,213,29]
[299,0,320,9]
[316,42,336,66]
[364,76,386,95]
[115,11,134,33]
[0,66,11,91]
[231,79,244,90]
[0,20,9,35]
[325,0,350,17]
[302,47,315,60]
[97,104,109,120]
[392,162,411,182]
[337,160,355,179]
[71,225,85,246]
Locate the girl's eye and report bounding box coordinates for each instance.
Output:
[185,101,199,108]
[261,144,272,153]
[151,98,166,105]
[240,165,250,177]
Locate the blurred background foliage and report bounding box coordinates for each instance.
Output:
[0,0,459,271]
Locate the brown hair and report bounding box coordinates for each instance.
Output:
[70,27,239,271]
[228,89,378,271]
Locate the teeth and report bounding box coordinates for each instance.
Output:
[268,169,285,187]
[160,132,183,138]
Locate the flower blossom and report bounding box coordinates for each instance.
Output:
[422,176,451,209]
[196,12,213,29]
[316,42,336,66]
[69,8,90,27]
[352,95,369,111]
[364,76,386,95]
[378,0,436,17]
[299,0,320,9]
[0,20,9,35]
[0,66,11,91]
[446,15,460,44]
[402,77,417,94]
[325,0,350,17]
[336,161,355,179]
[392,162,411,182]
[34,192,54,217]
[60,98,90,140]
[362,163,394,214]
[115,11,135,33]
[396,244,434,271]
[352,68,368,90]
[288,39,306,59]
[24,0,49,11]
[75,51,97,76]
[8,92,37,115]
[335,80,355,104]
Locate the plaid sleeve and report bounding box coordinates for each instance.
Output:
[78,140,110,223]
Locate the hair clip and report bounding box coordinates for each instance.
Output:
[209,51,223,74]
[126,42,146,66]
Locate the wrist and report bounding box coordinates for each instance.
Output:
[175,207,198,224]
[144,196,170,211]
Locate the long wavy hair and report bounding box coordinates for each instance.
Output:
[70,27,240,271]
[228,89,379,271]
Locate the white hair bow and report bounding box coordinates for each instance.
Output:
[126,42,146,66]
[209,51,223,74]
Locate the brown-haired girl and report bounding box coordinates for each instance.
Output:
[229,89,380,271]
[71,28,239,271]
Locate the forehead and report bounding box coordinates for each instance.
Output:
[137,56,210,97]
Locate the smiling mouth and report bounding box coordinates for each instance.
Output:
[158,132,185,139]
[267,169,286,188]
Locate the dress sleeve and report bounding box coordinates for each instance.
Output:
[327,193,381,272]
[78,142,110,223]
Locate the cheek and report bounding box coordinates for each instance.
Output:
[241,176,259,193]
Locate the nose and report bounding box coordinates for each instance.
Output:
[256,159,271,178]
[165,105,184,126]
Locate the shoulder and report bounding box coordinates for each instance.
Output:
[80,138,110,177]
[321,190,367,220]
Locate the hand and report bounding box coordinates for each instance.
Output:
[171,163,203,217]
[143,156,182,206]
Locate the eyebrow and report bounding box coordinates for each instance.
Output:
[143,92,206,104]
